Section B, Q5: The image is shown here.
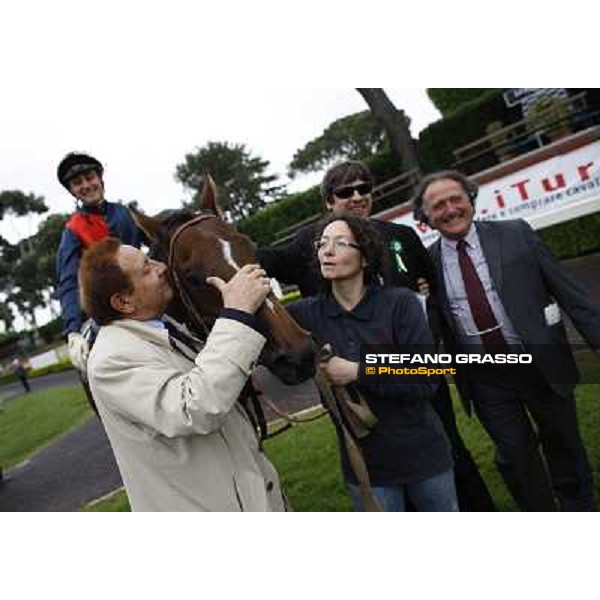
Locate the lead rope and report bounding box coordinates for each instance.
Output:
[315,345,382,512]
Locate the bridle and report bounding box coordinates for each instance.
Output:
[167,213,218,340]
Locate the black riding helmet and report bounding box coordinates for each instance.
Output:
[57,152,104,190]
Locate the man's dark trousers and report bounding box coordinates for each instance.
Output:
[470,371,594,512]
[430,379,495,511]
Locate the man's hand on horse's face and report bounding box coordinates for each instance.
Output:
[207,264,271,314]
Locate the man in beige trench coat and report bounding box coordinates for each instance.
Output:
[80,238,286,512]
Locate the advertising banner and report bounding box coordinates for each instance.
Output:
[394,139,600,246]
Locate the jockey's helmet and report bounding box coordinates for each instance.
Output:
[57,152,104,190]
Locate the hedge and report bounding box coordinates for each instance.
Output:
[538,211,600,260]
[38,317,65,344]
[417,89,521,173]
[0,358,75,386]
[426,89,494,117]
[418,88,600,174]
[238,186,323,246]
[238,150,402,246]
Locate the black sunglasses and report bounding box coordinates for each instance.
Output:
[332,183,373,200]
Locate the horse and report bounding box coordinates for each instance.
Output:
[131,177,318,437]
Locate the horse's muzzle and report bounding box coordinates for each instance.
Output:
[261,337,317,385]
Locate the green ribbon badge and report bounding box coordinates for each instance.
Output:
[391,240,408,274]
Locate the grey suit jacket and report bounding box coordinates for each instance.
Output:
[430,219,600,411]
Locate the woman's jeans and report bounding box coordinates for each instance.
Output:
[348,468,459,512]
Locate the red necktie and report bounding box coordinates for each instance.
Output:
[456,239,507,352]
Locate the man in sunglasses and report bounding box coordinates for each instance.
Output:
[258,160,495,511]
[260,161,433,297]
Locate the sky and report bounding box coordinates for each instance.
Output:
[0,88,441,244]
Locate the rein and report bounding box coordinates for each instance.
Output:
[167,213,217,339]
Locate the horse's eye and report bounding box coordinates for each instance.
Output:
[187,273,205,289]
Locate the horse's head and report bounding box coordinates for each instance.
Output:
[132,176,316,385]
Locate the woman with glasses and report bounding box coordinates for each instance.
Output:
[286,213,457,511]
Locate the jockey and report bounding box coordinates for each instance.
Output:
[56,152,142,371]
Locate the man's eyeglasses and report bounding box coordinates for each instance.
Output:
[314,238,361,252]
[332,183,373,200]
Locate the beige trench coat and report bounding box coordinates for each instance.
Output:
[88,317,286,512]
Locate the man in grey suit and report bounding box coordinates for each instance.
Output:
[413,169,600,511]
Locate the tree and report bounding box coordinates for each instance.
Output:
[29,213,69,291]
[0,299,15,331]
[0,190,48,329]
[175,141,284,221]
[6,286,45,327]
[1,211,66,330]
[0,190,47,219]
[356,88,420,171]
[426,89,493,117]
[289,111,389,176]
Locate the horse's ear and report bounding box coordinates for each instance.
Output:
[130,208,170,249]
[200,174,223,218]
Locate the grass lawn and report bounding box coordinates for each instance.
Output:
[0,386,92,470]
[84,488,130,512]
[84,383,600,512]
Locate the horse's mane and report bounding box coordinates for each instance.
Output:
[156,208,246,242]
[155,208,202,232]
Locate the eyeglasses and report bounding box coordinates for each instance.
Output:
[314,238,361,252]
[448,303,506,337]
[332,183,373,200]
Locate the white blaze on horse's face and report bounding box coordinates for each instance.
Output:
[219,239,241,271]
[218,237,275,313]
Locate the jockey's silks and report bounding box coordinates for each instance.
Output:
[66,212,111,248]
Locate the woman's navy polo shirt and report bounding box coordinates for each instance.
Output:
[287,285,452,486]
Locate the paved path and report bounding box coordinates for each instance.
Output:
[0,417,122,512]
[1,251,597,511]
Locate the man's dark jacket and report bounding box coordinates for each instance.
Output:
[429,219,600,412]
